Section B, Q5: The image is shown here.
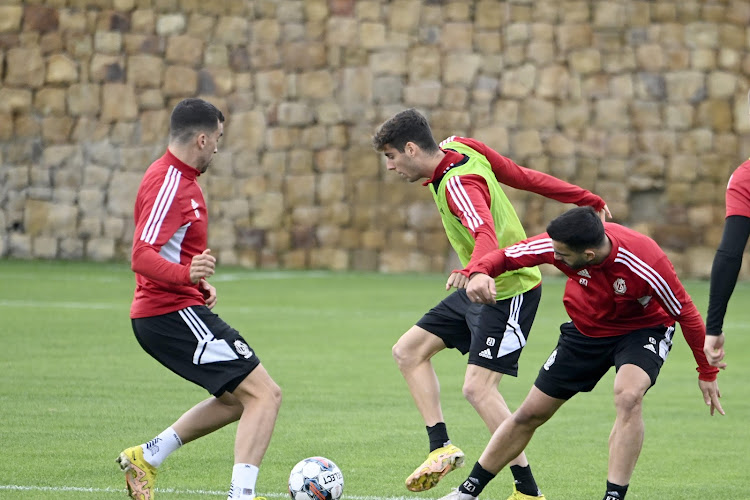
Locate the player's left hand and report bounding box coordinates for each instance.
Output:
[698,379,724,416]
[703,333,726,369]
[446,271,469,290]
[200,279,217,309]
[599,204,612,221]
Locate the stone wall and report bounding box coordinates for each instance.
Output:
[1,0,749,277]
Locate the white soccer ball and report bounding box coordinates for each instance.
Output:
[288,456,344,500]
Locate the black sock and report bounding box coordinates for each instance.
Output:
[458,462,495,497]
[426,422,450,452]
[603,481,629,500]
[510,464,541,496]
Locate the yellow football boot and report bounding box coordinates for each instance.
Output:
[117,446,157,500]
[405,444,465,492]
[507,485,546,500]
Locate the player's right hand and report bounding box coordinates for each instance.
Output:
[190,248,216,283]
[465,273,496,304]
[446,271,469,290]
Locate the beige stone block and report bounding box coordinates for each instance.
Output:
[537,65,571,99]
[78,216,103,238]
[309,248,349,271]
[359,22,386,49]
[316,173,345,204]
[697,99,732,132]
[370,51,407,76]
[251,18,280,44]
[100,83,138,123]
[520,98,555,128]
[501,63,536,98]
[512,130,543,158]
[636,44,664,71]
[94,31,122,54]
[32,236,57,258]
[472,126,509,153]
[67,84,101,116]
[476,0,504,29]
[297,70,334,100]
[0,6,23,32]
[165,35,204,65]
[404,81,441,107]
[8,233,32,258]
[684,22,719,49]
[556,24,592,51]
[107,171,143,216]
[389,0,421,32]
[79,188,105,211]
[186,13,215,39]
[35,88,66,116]
[44,54,78,84]
[139,109,169,144]
[594,99,629,129]
[707,71,737,98]
[282,41,327,71]
[5,47,44,88]
[89,54,124,82]
[254,70,287,102]
[546,134,576,157]
[131,9,156,33]
[163,65,198,96]
[42,116,73,144]
[442,53,481,86]
[86,238,115,261]
[685,246,715,278]
[156,13,186,36]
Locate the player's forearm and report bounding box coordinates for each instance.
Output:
[131,246,192,285]
[705,215,750,334]
[678,304,719,381]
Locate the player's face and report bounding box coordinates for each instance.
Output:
[552,240,591,270]
[197,120,224,173]
[382,144,423,182]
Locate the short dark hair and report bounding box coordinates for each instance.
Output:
[372,108,439,153]
[546,206,606,252]
[169,98,225,144]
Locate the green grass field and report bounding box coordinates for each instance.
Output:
[0,259,748,500]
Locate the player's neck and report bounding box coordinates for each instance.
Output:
[169,144,201,172]
[590,237,613,265]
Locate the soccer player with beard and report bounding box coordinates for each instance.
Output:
[373,108,610,499]
[438,206,723,500]
[117,98,280,500]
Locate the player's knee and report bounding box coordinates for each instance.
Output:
[512,405,547,429]
[613,387,644,415]
[461,379,489,407]
[392,340,412,369]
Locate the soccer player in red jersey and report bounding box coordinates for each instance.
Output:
[438,206,723,500]
[704,159,750,367]
[373,109,610,499]
[117,98,280,500]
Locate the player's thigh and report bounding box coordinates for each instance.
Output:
[614,325,674,388]
[132,306,261,397]
[534,322,618,400]
[230,363,281,404]
[466,286,542,377]
[413,289,473,354]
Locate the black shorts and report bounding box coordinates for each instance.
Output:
[534,321,674,400]
[131,306,261,397]
[416,286,541,376]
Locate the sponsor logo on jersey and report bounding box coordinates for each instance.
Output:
[613,278,627,294]
[638,295,652,306]
[543,349,558,371]
[579,278,588,286]
[234,340,253,359]
[478,348,493,359]
[577,269,591,278]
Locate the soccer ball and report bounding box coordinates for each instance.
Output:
[288,456,344,500]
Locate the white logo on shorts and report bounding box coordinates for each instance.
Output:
[543,349,558,371]
[486,337,496,347]
[234,340,253,359]
[478,348,493,359]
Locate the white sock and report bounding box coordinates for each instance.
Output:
[229,463,259,499]
[140,426,183,468]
